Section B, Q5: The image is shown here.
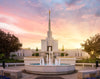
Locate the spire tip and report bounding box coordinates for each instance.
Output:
[49,10,51,14]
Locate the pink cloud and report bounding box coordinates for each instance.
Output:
[0,14,18,23]
[0,6,100,49]
[0,11,48,49]
[0,11,48,34]
[66,4,85,10]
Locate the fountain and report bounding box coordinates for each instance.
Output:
[55,59,59,65]
[48,47,53,65]
[24,47,76,74]
[24,10,76,74]
[41,58,44,65]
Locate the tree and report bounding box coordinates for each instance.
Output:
[36,47,38,51]
[11,54,17,59]
[0,30,22,58]
[0,53,5,59]
[81,34,100,59]
[61,45,64,51]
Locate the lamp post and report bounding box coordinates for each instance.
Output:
[96,60,99,69]
[2,59,5,69]
[1,54,5,69]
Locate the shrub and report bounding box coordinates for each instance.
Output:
[65,53,68,56]
[35,53,39,56]
[61,53,64,56]
[11,54,17,59]
[0,59,24,63]
[32,54,34,56]
[0,53,5,59]
[76,58,100,63]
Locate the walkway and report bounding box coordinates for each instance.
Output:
[5,66,96,79]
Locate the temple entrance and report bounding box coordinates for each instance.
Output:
[47,46,52,51]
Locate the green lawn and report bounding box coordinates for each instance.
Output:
[0,59,24,63]
[76,58,100,63]
[0,58,100,63]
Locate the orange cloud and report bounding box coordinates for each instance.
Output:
[0,5,100,49]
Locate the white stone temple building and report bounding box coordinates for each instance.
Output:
[41,11,58,52]
[10,11,90,60]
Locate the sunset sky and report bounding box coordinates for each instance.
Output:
[0,0,100,49]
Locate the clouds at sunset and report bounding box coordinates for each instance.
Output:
[0,0,100,49]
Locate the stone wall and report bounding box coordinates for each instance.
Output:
[24,57,42,65]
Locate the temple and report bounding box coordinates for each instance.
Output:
[10,11,90,60]
[41,10,58,52]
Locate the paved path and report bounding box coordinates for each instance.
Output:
[20,73,77,79]
[5,66,96,79]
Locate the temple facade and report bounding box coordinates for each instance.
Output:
[41,11,58,52]
[10,11,90,60]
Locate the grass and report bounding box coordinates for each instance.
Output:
[0,58,24,63]
[1,58,99,63]
[76,58,100,63]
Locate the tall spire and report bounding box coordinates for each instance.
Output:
[49,10,51,31]
[47,10,52,39]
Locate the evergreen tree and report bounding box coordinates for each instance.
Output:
[36,47,38,51]
[61,45,64,51]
